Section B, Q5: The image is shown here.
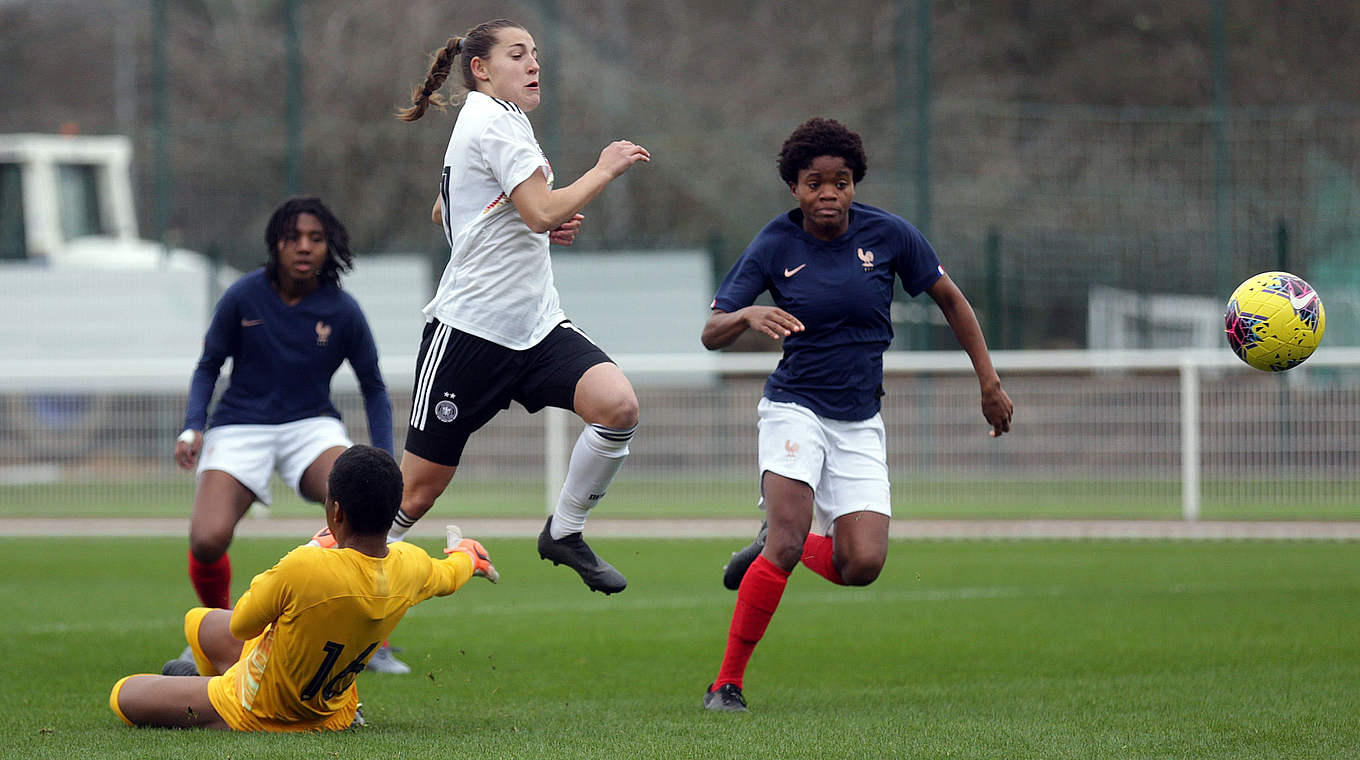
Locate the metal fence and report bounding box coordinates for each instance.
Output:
[893,103,1360,351]
[2,349,1358,522]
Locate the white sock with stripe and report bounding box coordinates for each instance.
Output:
[550,423,636,539]
[386,509,418,543]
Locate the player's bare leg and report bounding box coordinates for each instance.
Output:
[111,673,227,729]
[723,471,814,588]
[705,472,812,711]
[538,362,637,594]
[188,472,255,563]
[194,608,244,673]
[394,451,457,540]
[572,362,639,431]
[163,606,245,677]
[187,472,255,608]
[726,491,887,589]
[825,510,889,586]
[297,446,347,503]
[759,473,815,571]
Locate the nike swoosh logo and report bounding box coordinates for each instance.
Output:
[241,319,263,327]
[1288,291,1316,310]
[784,264,807,277]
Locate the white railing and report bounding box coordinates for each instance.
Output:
[10,347,1360,390]
[2,348,1358,521]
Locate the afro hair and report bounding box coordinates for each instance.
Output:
[776,117,868,185]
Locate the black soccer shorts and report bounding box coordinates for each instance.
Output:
[404,319,613,466]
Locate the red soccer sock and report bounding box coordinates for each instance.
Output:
[188,550,231,609]
[800,533,845,585]
[714,554,790,690]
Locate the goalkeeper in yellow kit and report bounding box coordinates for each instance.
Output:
[108,444,497,731]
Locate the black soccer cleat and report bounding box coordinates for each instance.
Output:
[161,658,199,677]
[537,516,627,594]
[702,682,749,712]
[722,520,768,590]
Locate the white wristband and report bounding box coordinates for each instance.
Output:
[177,429,198,445]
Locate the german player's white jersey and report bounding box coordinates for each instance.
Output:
[423,91,565,350]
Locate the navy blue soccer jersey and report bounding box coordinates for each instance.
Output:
[711,202,942,421]
[183,268,394,453]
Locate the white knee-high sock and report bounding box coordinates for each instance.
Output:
[551,423,636,539]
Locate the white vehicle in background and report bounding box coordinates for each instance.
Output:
[0,132,215,272]
[0,133,230,461]
[0,133,427,465]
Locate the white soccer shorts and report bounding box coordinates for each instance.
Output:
[756,397,891,534]
[197,417,352,505]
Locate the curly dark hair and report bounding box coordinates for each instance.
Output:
[263,197,354,289]
[776,117,868,185]
[326,445,403,535]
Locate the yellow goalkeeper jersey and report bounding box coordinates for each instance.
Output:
[206,541,473,731]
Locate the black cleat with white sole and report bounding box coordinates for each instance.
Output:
[537,516,627,594]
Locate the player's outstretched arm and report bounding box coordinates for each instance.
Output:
[926,274,1013,437]
[444,525,499,583]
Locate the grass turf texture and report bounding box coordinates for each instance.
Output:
[4,537,1358,759]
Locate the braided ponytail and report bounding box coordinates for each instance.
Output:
[397,36,462,122]
[396,20,524,122]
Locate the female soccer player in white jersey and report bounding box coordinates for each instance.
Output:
[175,197,393,613]
[393,19,650,594]
[699,118,1014,712]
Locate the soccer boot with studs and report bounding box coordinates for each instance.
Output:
[537,516,627,594]
[702,682,749,712]
[722,520,768,590]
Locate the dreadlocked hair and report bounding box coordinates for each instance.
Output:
[263,197,353,289]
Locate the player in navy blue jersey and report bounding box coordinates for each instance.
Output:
[174,197,393,623]
[699,118,1013,712]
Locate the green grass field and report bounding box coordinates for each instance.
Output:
[6,476,1360,521]
[4,536,1359,758]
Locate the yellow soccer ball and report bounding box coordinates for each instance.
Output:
[1224,271,1326,372]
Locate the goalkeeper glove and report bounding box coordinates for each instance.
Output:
[444,525,499,583]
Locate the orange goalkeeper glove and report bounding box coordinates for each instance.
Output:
[444,525,499,583]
